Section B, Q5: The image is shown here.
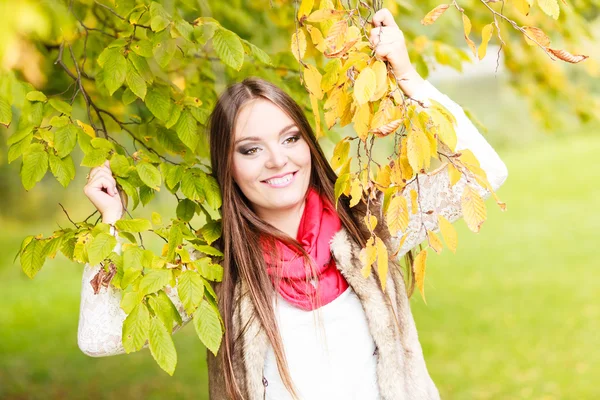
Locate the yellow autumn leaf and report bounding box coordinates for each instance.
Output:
[427,230,443,254]
[407,127,430,172]
[359,237,377,278]
[375,164,391,188]
[523,26,551,47]
[461,185,487,233]
[414,249,428,303]
[306,25,327,52]
[297,0,314,20]
[364,214,377,231]
[376,237,389,291]
[370,61,388,102]
[462,13,477,57]
[438,214,458,253]
[447,162,462,186]
[421,4,450,25]
[325,20,348,51]
[306,8,346,23]
[399,136,414,181]
[291,29,307,62]
[547,48,589,64]
[321,59,342,92]
[386,195,409,236]
[410,189,418,215]
[76,119,96,138]
[330,138,350,171]
[352,102,371,141]
[513,0,531,15]
[537,0,559,20]
[349,177,362,207]
[478,23,494,61]
[303,64,323,99]
[353,67,376,105]
[309,94,323,139]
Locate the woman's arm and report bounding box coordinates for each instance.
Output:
[78,161,193,357]
[77,227,194,357]
[389,79,508,257]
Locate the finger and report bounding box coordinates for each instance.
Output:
[89,176,118,196]
[88,169,112,184]
[373,43,395,59]
[372,8,396,28]
[104,160,110,168]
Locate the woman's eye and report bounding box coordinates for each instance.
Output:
[242,147,259,155]
[284,135,300,144]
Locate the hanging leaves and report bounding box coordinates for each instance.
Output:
[421,4,450,25]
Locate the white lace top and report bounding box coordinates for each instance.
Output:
[77,80,508,375]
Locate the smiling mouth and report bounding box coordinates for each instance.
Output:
[261,171,298,187]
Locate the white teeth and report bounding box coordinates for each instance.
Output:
[265,173,293,185]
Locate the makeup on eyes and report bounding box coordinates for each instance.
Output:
[237,133,301,155]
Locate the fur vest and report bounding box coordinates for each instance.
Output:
[206,206,441,400]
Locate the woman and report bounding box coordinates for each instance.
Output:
[79,9,508,400]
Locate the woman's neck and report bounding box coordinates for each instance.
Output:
[258,199,307,239]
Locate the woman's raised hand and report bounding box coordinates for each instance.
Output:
[83,160,124,225]
[368,8,425,97]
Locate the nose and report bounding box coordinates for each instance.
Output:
[264,148,288,169]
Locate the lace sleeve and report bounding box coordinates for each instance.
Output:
[77,226,193,357]
[389,80,509,257]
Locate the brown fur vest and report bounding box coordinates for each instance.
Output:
[206,209,440,400]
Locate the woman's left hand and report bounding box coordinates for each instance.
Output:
[368,8,414,80]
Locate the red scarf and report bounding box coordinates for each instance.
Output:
[261,187,349,311]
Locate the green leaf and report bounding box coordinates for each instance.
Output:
[149,290,183,330]
[81,148,110,168]
[189,107,210,124]
[21,239,47,278]
[122,302,150,353]
[156,126,186,154]
[91,137,114,150]
[0,96,12,126]
[7,124,33,146]
[178,270,204,314]
[54,124,80,158]
[167,223,183,261]
[116,218,152,233]
[103,49,127,96]
[176,198,196,222]
[122,245,144,288]
[21,148,48,190]
[200,220,221,245]
[49,115,69,128]
[117,177,140,211]
[242,39,272,65]
[139,269,171,297]
[8,133,33,164]
[126,60,147,100]
[136,162,161,190]
[148,316,177,376]
[145,88,171,121]
[193,257,223,282]
[152,212,163,226]
[181,170,205,202]
[174,110,198,151]
[128,53,154,83]
[161,163,184,191]
[48,98,72,115]
[153,38,177,68]
[192,244,223,257]
[140,185,155,205]
[193,299,222,356]
[131,40,153,57]
[48,153,75,188]
[122,88,138,105]
[165,104,182,129]
[28,102,44,125]
[88,232,117,266]
[204,175,222,210]
[110,153,131,177]
[173,18,193,41]
[212,28,245,71]
[26,91,47,102]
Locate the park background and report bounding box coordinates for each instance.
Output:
[1,2,600,399]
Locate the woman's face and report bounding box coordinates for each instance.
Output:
[232,98,312,218]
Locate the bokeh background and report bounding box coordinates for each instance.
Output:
[1,1,600,399]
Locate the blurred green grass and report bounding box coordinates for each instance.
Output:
[1,76,599,399]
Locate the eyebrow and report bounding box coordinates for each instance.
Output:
[234,123,298,145]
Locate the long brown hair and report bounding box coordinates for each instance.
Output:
[208,77,374,399]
